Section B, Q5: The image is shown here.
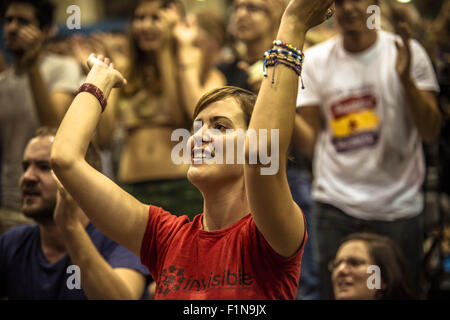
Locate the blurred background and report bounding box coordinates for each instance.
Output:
[0,0,444,64]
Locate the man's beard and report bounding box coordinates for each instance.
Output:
[5,36,24,54]
[22,197,56,223]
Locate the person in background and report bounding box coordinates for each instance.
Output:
[174,9,227,117]
[0,0,83,212]
[331,233,416,300]
[295,0,441,299]
[0,127,151,299]
[390,1,423,43]
[68,31,130,180]
[220,0,286,92]
[45,34,71,57]
[112,0,203,220]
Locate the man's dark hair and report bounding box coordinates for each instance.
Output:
[3,0,55,30]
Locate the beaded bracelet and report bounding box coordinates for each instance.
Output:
[265,59,302,76]
[263,58,305,88]
[272,40,304,60]
[262,40,306,87]
[76,83,107,112]
[264,48,304,64]
[263,53,302,77]
[267,52,302,66]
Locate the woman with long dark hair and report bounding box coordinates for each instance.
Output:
[330,232,417,300]
[116,0,203,219]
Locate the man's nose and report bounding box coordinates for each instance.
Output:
[5,18,20,33]
[233,5,249,19]
[340,0,354,12]
[140,15,156,29]
[21,166,39,183]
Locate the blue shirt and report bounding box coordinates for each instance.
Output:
[0,223,151,299]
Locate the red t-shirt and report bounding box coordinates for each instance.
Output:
[140,205,307,300]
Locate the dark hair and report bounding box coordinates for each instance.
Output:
[339,232,418,300]
[193,86,256,126]
[3,0,55,30]
[34,127,103,172]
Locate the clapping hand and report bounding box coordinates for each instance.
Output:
[16,25,44,69]
[84,53,128,96]
[283,0,335,31]
[395,21,412,80]
[173,18,199,48]
[158,3,183,46]
[52,172,79,229]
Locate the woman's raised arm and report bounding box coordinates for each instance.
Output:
[51,55,149,256]
[244,0,335,258]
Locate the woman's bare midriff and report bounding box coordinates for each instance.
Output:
[118,126,190,184]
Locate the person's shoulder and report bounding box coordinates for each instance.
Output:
[378,30,423,50]
[232,214,255,236]
[84,223,112,244]
[83,223,128,257]
[305,35,340,57]
[0,67,15,83]
[41,53,81,74]
[43,53,78,66]
[0,223,38,247]
[150,205,192,224]
[379,30,397,40]
[303,36,341,69]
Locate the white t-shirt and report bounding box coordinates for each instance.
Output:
[296,31,439,221]
[0,53,83,211]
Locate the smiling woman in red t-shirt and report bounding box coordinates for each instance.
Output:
[51,0,335,300]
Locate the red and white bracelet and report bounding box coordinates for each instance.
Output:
[76,83,107,112]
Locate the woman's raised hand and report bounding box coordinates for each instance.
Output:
[283,0,335,31]
[86,53,127,91]
[173,19,198,48]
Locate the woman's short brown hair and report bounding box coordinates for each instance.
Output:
[193,86,256,127]
[192,86,297,163]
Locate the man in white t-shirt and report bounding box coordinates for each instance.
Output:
[0,0,83,211]
[295,0,441,299]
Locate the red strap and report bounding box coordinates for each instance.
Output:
[76,83,107,112]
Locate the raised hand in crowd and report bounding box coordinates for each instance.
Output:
[14,24,44,70]
[395,21,412,80]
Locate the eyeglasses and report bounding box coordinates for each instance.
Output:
[232,3,269,15]
[328,257,368,272]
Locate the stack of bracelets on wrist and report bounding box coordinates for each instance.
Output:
[263,40,305,88]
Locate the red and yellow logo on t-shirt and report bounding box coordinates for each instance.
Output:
[329,94,379,152]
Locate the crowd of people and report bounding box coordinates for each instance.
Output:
[0,0,449,300]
